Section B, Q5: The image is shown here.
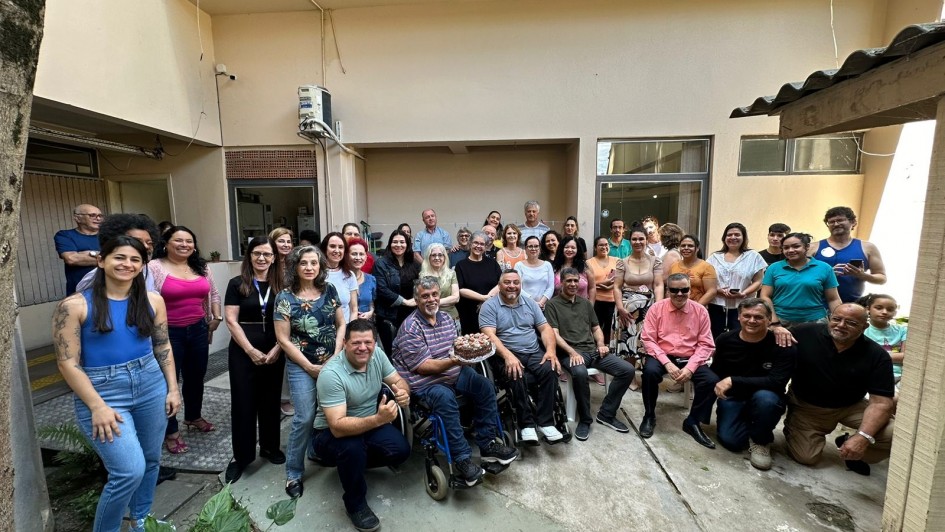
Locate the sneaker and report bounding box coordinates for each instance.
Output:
[453,457,484,486]
[538,425,563,442]
[130,516,176,532]
[348,505,381,532]
[480,441,520,465]
[835,434,871,476]
[281,401,295,416]
[224,460,244,483]
[520,427,540,445]
[575,422,591,441]
[748,439,772,471]
[596,413,630,433]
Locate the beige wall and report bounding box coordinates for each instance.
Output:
[362,146,569,237]
[35,0,221,144]
[210,0,891,245]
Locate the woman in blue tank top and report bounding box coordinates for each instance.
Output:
[53,236,181,532]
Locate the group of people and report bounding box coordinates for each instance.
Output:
[52,199,905,531]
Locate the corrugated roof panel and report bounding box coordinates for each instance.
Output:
[731,22,945,118]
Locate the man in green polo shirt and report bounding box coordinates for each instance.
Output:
[608,218,630,259]
[313,319,412,532]
[544,267,634,441]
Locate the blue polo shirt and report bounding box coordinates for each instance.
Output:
[762,259,838,323]
[479,295,546,354]
[414,227,452,255]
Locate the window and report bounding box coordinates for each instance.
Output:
[597,139,709,175]
[25,140,98,177]
[738,134,862,175]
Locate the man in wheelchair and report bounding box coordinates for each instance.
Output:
[392,277,520,487]
[312,319,412,532]
[480,269,564,445]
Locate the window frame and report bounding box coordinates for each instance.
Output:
[737,134,863,176]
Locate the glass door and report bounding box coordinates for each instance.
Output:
[598,180,704,238]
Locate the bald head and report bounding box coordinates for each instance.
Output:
[73,204,103,233]
[827,303,868,346]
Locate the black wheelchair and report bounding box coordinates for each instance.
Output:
[485,356,573,448]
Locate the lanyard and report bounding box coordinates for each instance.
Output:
[253,279,271,324]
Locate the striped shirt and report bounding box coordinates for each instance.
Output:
[392,309,459,393]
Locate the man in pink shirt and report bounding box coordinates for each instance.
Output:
[640,273,718,448]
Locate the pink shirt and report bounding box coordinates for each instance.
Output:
[641,298,715,373]
[162,275,212,326]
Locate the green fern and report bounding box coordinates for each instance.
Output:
[37,422,94,454]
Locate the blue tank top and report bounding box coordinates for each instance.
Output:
[80,291,153,368]
[814,239,867,303]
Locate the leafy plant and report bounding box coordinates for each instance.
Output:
[209,251,221,261]
[145,483,297,531]
[38,422,103,476]
[68,487,102,523]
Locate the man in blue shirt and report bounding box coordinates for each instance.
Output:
[480,269,563,445]
[413,208,452,262]
[54,203,102,294]
[811,206,887,302]
[518,200,551,241]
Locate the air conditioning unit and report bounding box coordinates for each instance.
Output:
[298,85,332,133]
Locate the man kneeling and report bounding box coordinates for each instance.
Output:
[313,319,411,532]
[545,268,634,441]
[712,299,796,470]
[393,277,519,486]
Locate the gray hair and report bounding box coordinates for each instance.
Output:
[471,231,490,244]
[559,267,580,280]
[666,273,690,285]
[524,200,540,211]
[413,276,441,297]
[737,298,772,318]
[284,245,328,293]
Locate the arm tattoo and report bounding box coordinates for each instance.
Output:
[52,300,76,362]
[151,323,171,368]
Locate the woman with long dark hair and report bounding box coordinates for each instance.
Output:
[539,230,561,262]
[374,229,421,354]
[706,222,767,337]
[561,216,587,258]
[587,236,618,344]
[54,236,180,531]
[667,234,718,306]
[321,231,359,323]
[761,232,841,330]
[552,235,597,302]
[274,245,345,498]
[149,225,221,454]
[223,237,285,483]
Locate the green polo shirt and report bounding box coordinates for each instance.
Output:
[608,238,631,259]
[544,294,599,353]
[314,346,397,430]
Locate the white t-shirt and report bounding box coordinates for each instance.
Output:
[514,260,555,302]
[707,250,767,307]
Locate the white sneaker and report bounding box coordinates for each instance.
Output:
[520,427,539,444]
[538,425,563,442]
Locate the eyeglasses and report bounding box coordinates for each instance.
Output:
[76,212,104,219]
[829,316,862,328]
[251,251,274,259]
[667,287,690,294]
[430,253,445,258]
[826,218,850,226]
[471,241,486,248]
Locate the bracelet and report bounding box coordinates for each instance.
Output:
[857,430,876,445]
[211,316,222,321]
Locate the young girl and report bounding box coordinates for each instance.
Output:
[858,293,906,386]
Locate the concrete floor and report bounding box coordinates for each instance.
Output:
[222,377,885,532]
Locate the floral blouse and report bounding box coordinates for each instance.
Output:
[273,284,340,364]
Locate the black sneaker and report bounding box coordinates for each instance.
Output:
[348,505,381,532]
[596,413,630,433]
[260,448,286,464]
[453,458,484,486]
[480,441,520,465]
[224,460,243,484]
[835,434,871,476]
[575,422,591,441]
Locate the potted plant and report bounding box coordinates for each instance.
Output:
[209,251,221,262]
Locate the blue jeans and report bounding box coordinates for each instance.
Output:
[166,320,209,435]
[285,359,318,481]
[415,366,499,461]
[716,390,785,451]
[74,355,168,531]
[313,424,410,513]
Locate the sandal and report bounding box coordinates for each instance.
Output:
[183,418,215,432]
[165,434,188,454]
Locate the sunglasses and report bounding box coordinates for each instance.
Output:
[667,287,690,295]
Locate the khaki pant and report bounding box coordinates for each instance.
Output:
[783,392,893,465]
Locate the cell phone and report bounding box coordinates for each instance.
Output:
[729,288,740,294]
[849,259,864,269]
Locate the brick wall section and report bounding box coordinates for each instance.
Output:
[225,149,318,180]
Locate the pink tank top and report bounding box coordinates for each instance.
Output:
[162,275,210,326]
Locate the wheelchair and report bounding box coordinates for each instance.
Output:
[407,384,515,501]
[484,355,573,448]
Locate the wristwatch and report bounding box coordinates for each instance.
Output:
[89,251,99,257]
[857,430,876,445]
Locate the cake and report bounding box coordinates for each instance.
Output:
[453,333,493,360]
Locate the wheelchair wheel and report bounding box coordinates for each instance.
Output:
[425,464,449,501]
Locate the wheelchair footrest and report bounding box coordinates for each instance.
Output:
[449,476,483,490]
[482,462,510,476]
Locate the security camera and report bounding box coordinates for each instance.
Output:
[228,74,237,81]
[215,63,237,80]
